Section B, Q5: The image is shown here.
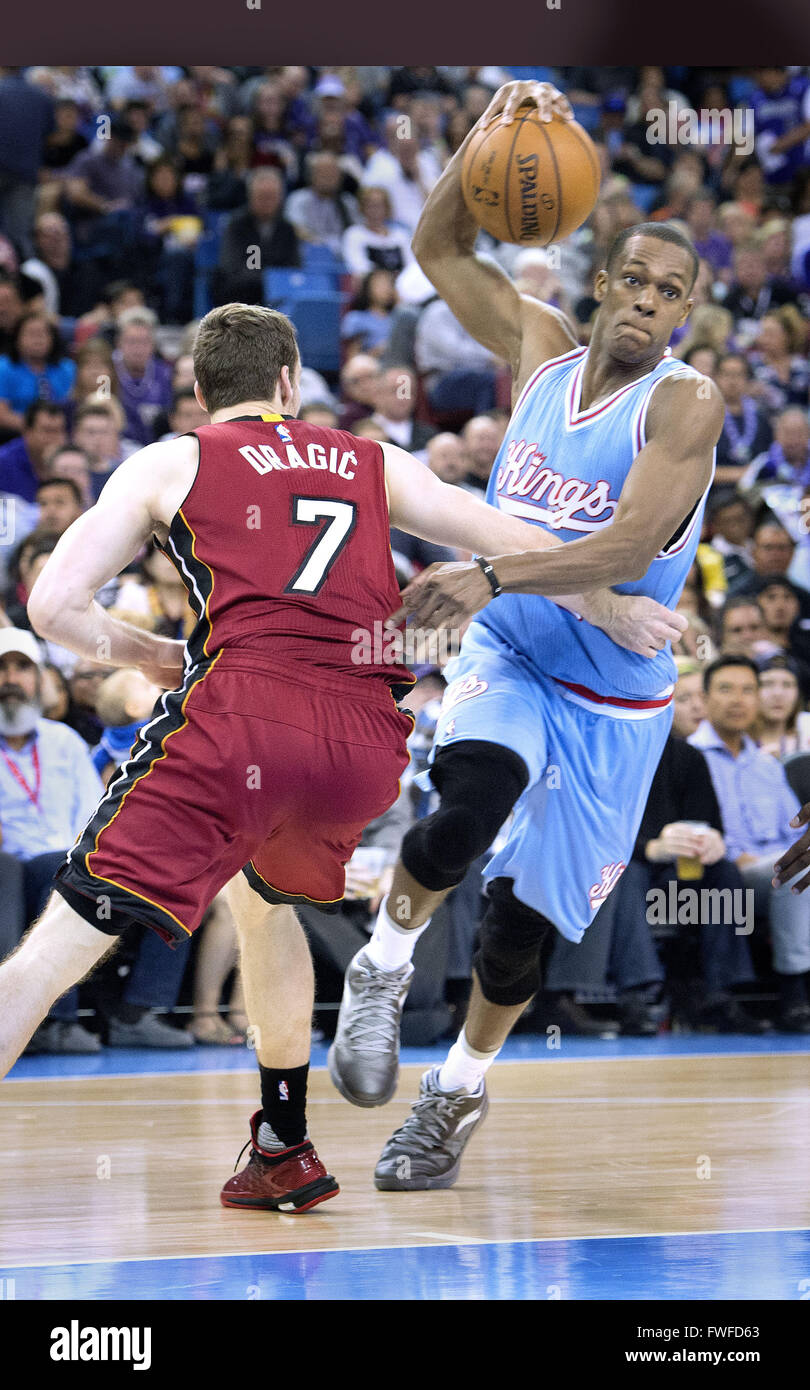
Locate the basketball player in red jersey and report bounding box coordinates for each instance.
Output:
[0,304,684,1212]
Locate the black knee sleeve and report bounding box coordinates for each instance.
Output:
[474,877,553,1007]
[401,741,529,892]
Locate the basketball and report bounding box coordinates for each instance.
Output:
[461,108,601,247]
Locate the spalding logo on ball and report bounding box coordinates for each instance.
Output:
[461,107,601,246]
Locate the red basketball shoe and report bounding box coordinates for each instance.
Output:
[220,1111,339,1213]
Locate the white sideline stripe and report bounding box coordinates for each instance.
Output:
[3,1225,808,1272]
[6,1049,810,1084]
[410,1232,489,1244]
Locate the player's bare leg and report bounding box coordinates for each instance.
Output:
[219,872,338,1212]
[189,889,245,1043]
[0,893,116,1079]
[226,874,314,1067]
[462,972,533,1052]
[385,861,450,934]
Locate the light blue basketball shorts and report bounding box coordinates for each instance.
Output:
[427,624,673,942]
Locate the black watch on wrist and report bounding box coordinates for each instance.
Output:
[474,555,503,598]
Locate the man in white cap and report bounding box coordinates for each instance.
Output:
[0,627,104,1052]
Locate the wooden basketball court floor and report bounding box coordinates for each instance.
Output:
[2,1035,809,1300]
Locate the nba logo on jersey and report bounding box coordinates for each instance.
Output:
[589,862,626,909]
[276,423,293,444]
[279,1080,289,1101]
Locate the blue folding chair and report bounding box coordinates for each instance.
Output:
[193,229,222,318]
[300,243,346,281]
[263,268,334,306]
[288,292,344,374]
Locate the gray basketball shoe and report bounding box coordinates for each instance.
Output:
[328,949,414,1107]
[374,1066,490,1190]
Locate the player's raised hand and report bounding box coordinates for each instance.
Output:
[387,560,494,634]
[480,80,574,129]
[600,593,689,658]
[773,803,810,892]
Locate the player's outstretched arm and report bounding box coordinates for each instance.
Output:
[382,441,687,657]
[27,439,191,689]
[393,375,723,632]
[412,80,578,382]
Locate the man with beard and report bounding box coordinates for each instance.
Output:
[0,627,103,1051]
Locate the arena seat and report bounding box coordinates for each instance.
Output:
[192,229,222,317]
[300,243,346,281]
[287,293,344,373]
[262,268,332,304]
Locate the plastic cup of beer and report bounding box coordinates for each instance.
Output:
[676,821,711,880]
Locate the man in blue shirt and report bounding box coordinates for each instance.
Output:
[689,654,810,1031]
[0,626,104,1051]
[0,400,67,503]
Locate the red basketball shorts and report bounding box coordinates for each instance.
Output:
[54,652,413,947]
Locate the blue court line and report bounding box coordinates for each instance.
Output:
[2,1228,809,1300]
[7,1031,810,1080]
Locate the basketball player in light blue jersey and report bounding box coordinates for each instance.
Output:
[329,79,725,1190]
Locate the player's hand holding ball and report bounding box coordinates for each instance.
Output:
[461,80,600,246]
[479,79,575,129]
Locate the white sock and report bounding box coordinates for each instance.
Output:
[437,1027,499,1095]
[364,894,430,972]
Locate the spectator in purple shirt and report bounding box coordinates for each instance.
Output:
[685,190,733,279]
[309,74,376,166]
[64,117,145,219]
[689,654,810,1032]
[249,82,299,185]
[0,400,66,503]
[112,308,172,447]
[744,408,810,489]
[747,310,810,414]
[750,67,810,187]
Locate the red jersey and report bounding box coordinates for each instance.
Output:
[164,412,413,693]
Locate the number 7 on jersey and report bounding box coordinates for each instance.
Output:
[284,496,358,596]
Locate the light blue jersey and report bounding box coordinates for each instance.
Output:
[429,344,715,940]
[477,344,714,704]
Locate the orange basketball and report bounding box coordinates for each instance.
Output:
[461,108,601,247]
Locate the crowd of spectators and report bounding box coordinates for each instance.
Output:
[0,64,809,1047]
